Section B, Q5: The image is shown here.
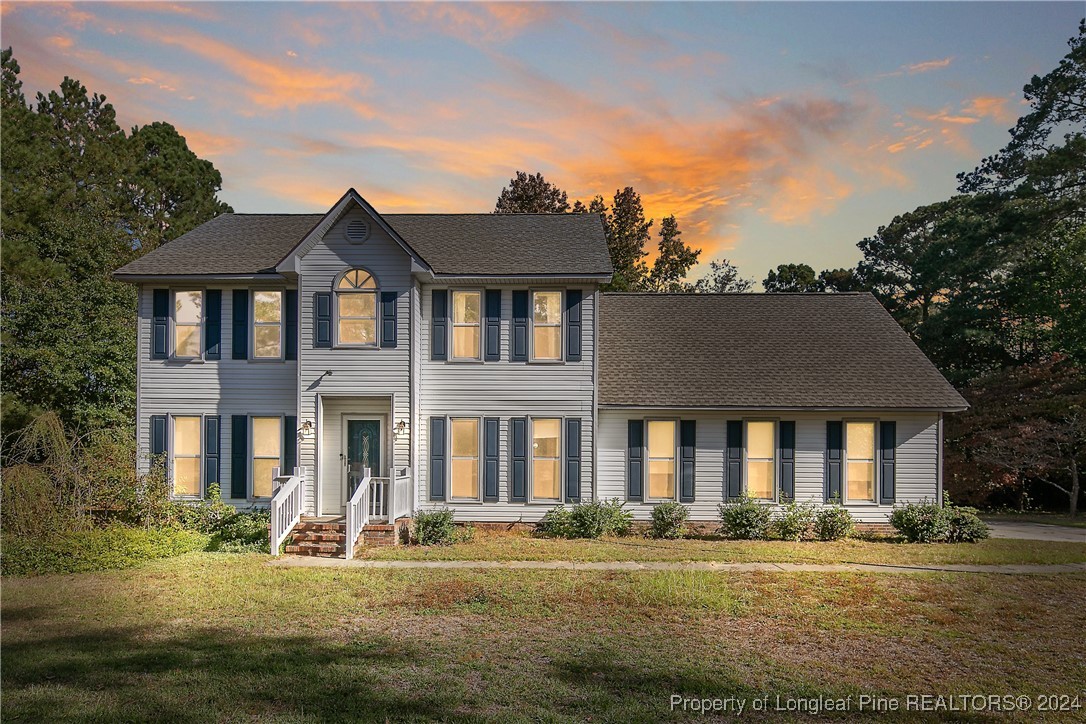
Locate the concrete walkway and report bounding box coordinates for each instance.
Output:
[985,520,1086,543]
[268,557,1086,575]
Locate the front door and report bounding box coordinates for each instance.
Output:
[346,419,381,499]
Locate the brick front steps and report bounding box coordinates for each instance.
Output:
[285,518,408,557]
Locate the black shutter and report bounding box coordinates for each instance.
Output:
[285,290,298,360]
[565,289,582,362]
[879,421,896,504]
[232,290,248,359]
[283,415,297,474]
[204,415,221,489]
[380,291,398,348]
[150,415,168,475]
[627,420,644,501]
[231,415,248,499]
[431,290,448,361]
[679,420,696,503]
[484,290,501,362]
[152,289,169,359]
[565,418,581,502]
[314,292,332,348]
[511,290,529,362]
[826,421,843,502]
[483,417,499,501]
[510,417,527,502]
[205,290,222,360]
[429,417,446,500]
[726,420,743,500]
[779,421,796,501]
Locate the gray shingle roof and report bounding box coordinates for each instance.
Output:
[599,293,967,410]
[113,212,613,277]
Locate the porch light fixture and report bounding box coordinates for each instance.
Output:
[300,420,315,439]
[395,419,407,436]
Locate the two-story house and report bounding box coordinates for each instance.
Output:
[114,188,967,555]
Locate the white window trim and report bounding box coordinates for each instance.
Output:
[170,289,205,361]
[528,416,564,504]
[249,414,284,501]
[170,414,204,500]
[743,419,778,504]
[447,415,483,502]
[843,418,879,505]
[644,417,679,503]
[250,289,285,362]
[529,289,564,364]
[333,268,379,350]
[449,289,484,362]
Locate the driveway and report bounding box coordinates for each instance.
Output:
[984,520,1086,543]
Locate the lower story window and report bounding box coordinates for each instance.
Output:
[252,416,281,498]
[846,421,876,502]
[172,416,201,497]
[647,420,676,499]
[450,418,479,499]
[746,421,775,500]
[531,418,561,501]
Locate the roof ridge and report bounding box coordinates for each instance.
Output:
[602,292,869,297]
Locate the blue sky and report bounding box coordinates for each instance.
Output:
[3,2,1081,284]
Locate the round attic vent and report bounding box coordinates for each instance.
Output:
[346,219,370,243]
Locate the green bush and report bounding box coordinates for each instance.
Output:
[890,501,950,543]
[570,499,633,538]
[813,504,855,541]
[1,526,208,576]
[944,506,990,543]
[717,496,772,540]
[650,502,689,539]
[208,508,271,553]
[415,508,458,546]
[536,505,574,538]
[772,501,817,541]
[174,484,236,534]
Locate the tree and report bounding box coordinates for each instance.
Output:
[494,171,570,214]
[1,51,231,441]
[601,187,652,291]
[946,356,1086,516]
[763,263,822,292]
[691,259,753,293]
[818,267,867,293]
[645,215,700,292]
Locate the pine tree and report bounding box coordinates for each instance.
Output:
[646,215,700,291]
[494,171,570,213]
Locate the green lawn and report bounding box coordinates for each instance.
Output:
[355,528,1086,566]
[982,513,1086,529]
[3,554,1085,721]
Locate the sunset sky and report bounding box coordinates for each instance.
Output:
[3,2,1081,284]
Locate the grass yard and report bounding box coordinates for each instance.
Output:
[355,528,1086,566]
[3,553,1085,722]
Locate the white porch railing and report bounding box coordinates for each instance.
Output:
[368,477,390,520]
[269,466,305,557]
[393,470,413,521]
[345,467,372,560]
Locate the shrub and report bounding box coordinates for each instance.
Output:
[208,508,271,553]
[1,526,208,576]
[944,506,990,543]
[570,498,633,539]
[772,501,817,541]
[174,484,236,534]
[813,504,855,541]
[414,508,458,546]
[717,496,772,540]
[890,501,950,543]
[536,505,574,538]
[650,502,689,539]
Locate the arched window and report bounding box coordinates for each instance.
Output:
[334,268,378,347]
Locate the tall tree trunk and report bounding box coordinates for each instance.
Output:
[1070,456,1080,519]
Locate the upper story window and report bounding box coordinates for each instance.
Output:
[746,421,776,501]
[846,421,876,502]
[174,290,203,359]
[452,290,482,360]
[531,291,562,361]
[335,268,378,347]
[252,291,283,359]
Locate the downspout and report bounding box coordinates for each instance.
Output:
[592,287,600,502]
[937,412,944,506]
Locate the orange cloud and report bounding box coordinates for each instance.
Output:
[962,95,1014,123]
[760,167,854,225]
[177,128,242,157]
[134,26,375,117]
[906,57,953,73]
